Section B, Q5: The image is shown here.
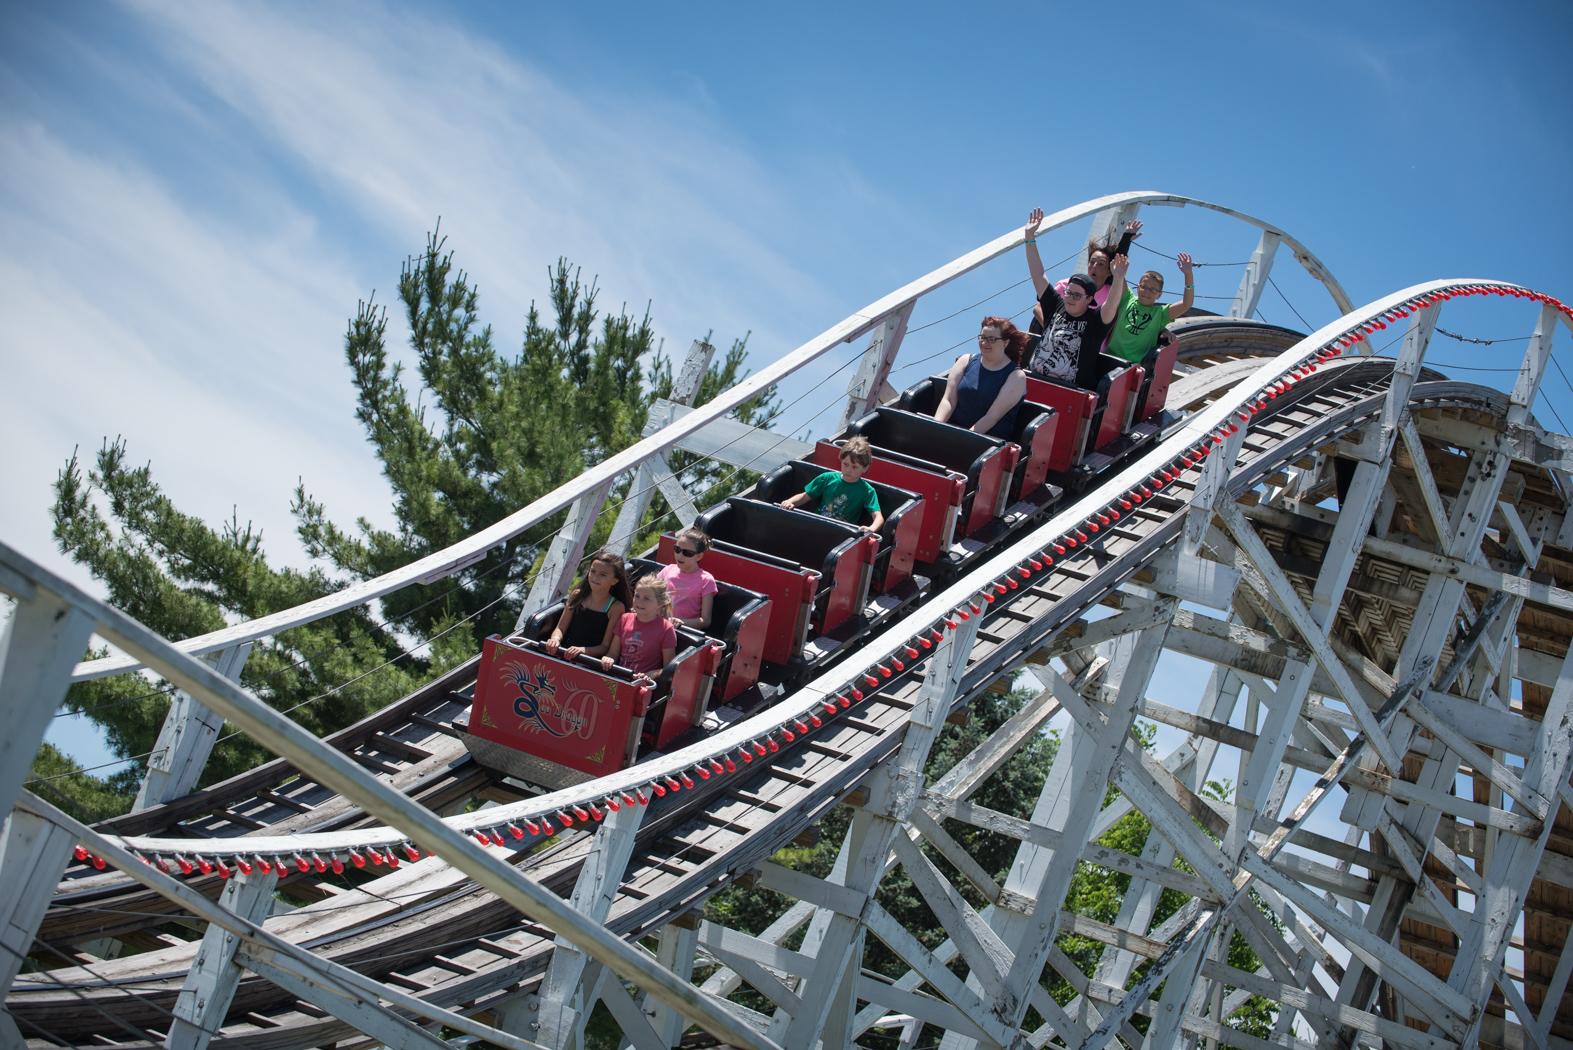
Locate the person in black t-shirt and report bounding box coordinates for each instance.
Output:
[1027,253,1127,389]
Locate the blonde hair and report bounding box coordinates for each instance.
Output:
[634,573,673,618]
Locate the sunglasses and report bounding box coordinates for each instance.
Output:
[674,546,703,557]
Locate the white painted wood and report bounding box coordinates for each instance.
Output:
[986,618,1171,1042]
[20,793,551,1050]
[0,589,96,820]
[606,340,715,553]
[2,552,784,1050]
[768,615,982,1049]
[534,802,646,1049]
[134,642,253,812]
[840,301,913,429]
[0,810,75,993]
[518,480,616,631]
[1231,230,1281,320]
[167,870,278,1050]
[643,921,699,1048]
[646,400,815,473]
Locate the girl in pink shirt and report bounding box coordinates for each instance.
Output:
[603,575,678,683]
[659,527,718,630]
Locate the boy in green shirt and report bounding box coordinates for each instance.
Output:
[1106,251,1196,364]
[780,436,885,532]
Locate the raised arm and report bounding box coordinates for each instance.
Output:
[1113,218,1142,259]
[1101,254,1129,326]
[1024,207,1047,296]
[1170,252,1196,319]
[934,354,970,424]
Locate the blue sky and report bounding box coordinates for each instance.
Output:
[3,0,1571,769]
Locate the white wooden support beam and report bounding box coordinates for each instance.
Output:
[1091,665,1245,995]
[650,399,815,474]
[889,831,1011,1002]
[992,614,1171,1036]
[528,802,646,1049]
[643,920,700,1048]
[840,302,914,429]
[861,903,1007,1046]
[2,544,782,1050]
[767,613,983,1049]
[1181,423,1244,556]
[592,968,669,1050]
[1239,851,1471,1041]
[518,479,616,631]
[134,643,253,812]
[1408,694,1550,820]
[1307,459,1392,626]
[605,461,660,556]
[1230,660,1313,859]
[1084,202,1143,272]
[1215,502,1405,777]
[0,809,76,994]
[1446,641,1573,1036]
[1376,304,1439,453]
[1231,229,1281,320]
[20,793,551,1050]
[1345,437,1516,832]
[166,869,279,1050]
[1507,305,1559,426]
[0,586,96,822]
[607,341,716,554]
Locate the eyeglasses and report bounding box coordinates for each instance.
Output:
[1062,290,1088,302]
[977,332,1003,343]
[675,546,702,557]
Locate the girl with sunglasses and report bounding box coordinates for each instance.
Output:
[659,527,717,630]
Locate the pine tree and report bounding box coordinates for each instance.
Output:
[40,229,774,817]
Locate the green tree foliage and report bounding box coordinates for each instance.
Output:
[40,230,772,818]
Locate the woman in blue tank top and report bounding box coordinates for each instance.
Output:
[935,316,1028,440]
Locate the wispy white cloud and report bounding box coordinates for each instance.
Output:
[127,0,832,352]
[2,0,849,610]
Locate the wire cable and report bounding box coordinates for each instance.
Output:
[1267,274,1314,331]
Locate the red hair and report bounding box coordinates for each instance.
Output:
[981,315,1030,364]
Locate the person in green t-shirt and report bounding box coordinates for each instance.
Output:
[780,435,885,532]
[1106,251,1196,364]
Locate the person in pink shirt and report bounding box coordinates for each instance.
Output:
[659,527,718,630]
[1023,206,1143,310]
[603,575,678,683]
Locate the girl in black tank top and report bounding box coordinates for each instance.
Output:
[545,550,632,659]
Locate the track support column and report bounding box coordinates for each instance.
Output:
[1230,230,1280,320]
[840,303,913,429]
[520,802,647,1049]
[166,869,279,1050]
[608,340,716,554]
[767,614,984,1048]
[518,479,616,631]
[134,643,253,812]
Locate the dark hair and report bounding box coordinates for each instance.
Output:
[674,526,710,552]
[1065,274,1099,299]
[980,315,1030,363]
[1086,235,1126,286]
[567,549,632,610]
